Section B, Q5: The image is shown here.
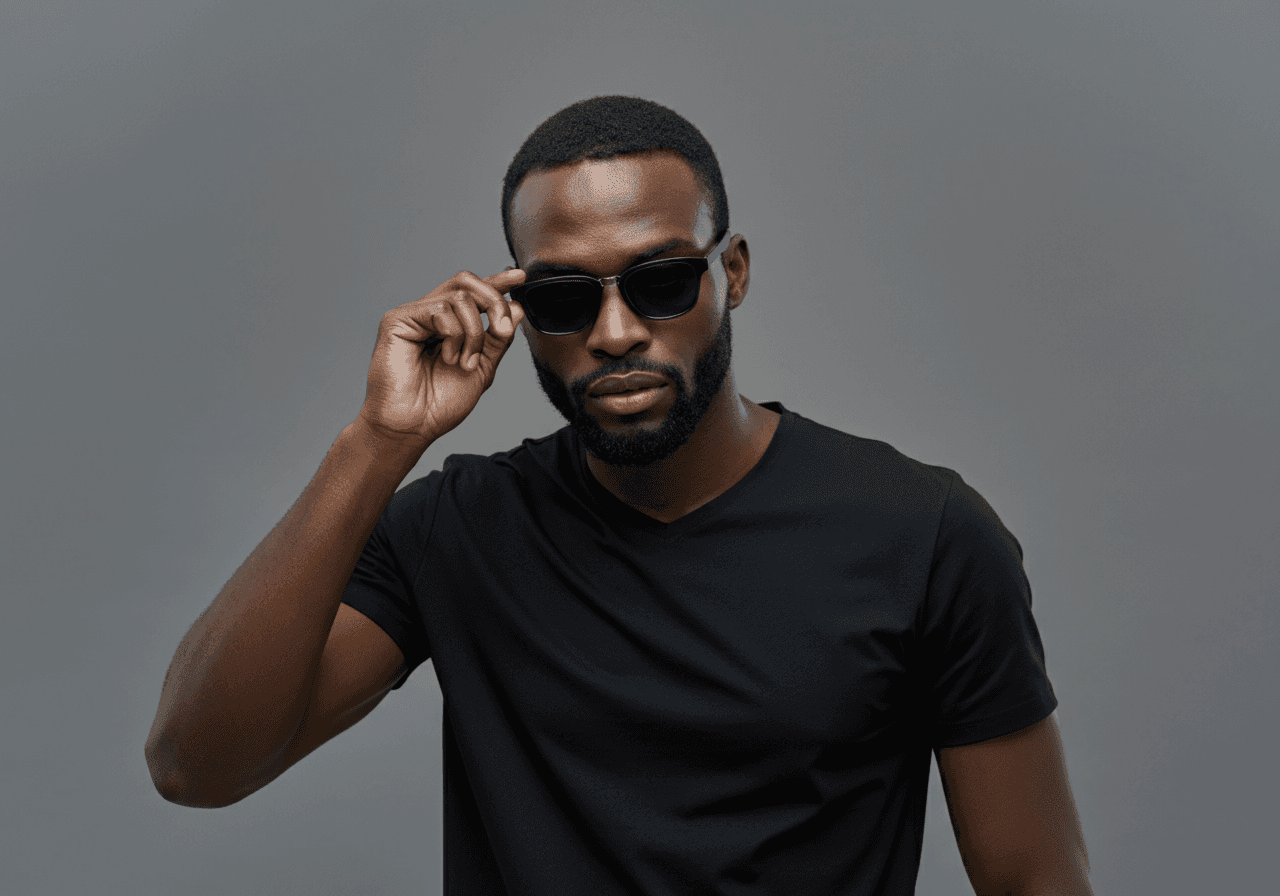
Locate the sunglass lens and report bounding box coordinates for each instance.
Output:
[520,280,599,334]
[625,262,701,317]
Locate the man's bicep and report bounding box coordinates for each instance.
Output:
[935,713,1092,894]
[275,603,408,774]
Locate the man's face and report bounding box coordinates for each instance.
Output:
[508,151,736,468]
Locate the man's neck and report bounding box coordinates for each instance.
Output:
[584,387,781,524]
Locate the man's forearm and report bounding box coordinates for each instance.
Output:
[144,418,426,806]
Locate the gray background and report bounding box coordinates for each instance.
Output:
[3,1,1276,893]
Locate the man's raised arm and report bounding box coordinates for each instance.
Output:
[144,269,525,807]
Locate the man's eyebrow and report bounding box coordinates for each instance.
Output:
[522,238,694,279]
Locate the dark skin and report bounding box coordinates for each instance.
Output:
[937,714,1093,895]
[507,150,779,523]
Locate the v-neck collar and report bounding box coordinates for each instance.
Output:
[571,402,794,538]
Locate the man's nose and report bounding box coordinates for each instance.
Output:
[587,280,650,350]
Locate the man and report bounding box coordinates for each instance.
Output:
[146,96,1093,895]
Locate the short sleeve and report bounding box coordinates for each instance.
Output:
[341,472,440,690]
[921,473,1057,747]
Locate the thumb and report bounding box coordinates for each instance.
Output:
[494,297,525,351]
[505,294,526,332]
[486,298,526,365]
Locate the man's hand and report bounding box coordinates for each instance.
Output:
[359,268,526,448]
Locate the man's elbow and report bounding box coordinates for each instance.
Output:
[144,738,248,809]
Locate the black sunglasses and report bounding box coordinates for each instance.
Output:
[509,232,734,335]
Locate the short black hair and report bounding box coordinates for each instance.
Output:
[501,95,729,263]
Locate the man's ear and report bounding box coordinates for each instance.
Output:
[724,235,750,309]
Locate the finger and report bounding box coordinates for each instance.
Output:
[481,268,526,329]
[484,267,526,295]
[390,298,448,351]
[505,297,525,332]
[454,269,524,347]
[448,283,487,370]
[427,306,465,364]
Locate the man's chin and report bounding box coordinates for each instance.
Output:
[577,404,666,432]
[573,410,703,469]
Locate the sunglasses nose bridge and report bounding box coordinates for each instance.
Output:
[597,273,627,307]
[591,273,646,333]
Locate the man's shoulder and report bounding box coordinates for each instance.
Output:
[448,424,571,481]
[391,425,573,508]
[787,410,1019,556]
[779,404,961,499]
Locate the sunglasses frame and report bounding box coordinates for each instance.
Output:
[510,231,734,335]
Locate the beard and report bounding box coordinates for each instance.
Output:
[528,304,733,468]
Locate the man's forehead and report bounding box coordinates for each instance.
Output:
[511,153,707,230]
[520,158,648,215]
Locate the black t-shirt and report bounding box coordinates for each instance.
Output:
[341,401,1057,895]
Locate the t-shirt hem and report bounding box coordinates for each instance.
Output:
[341,589,427,689]
[932,691,1058,748]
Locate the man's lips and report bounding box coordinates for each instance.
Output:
[587,372,668,396]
